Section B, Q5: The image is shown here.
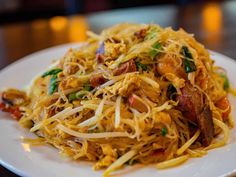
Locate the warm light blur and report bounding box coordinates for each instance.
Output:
[69,16,88,42]
[31,19,48,30]
[202,3,222,33]
[21,143,31,152]
[49,16,68,31]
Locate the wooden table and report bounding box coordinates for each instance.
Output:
[0,1,236,176]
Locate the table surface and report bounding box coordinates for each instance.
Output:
[0,1,236,177]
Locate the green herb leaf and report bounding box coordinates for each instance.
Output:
[167,84,177,100]
[83,83,93,91]
[68,92,77,102]
[219,73,230,90]
[145,27,159,40]
[48,75,58,95]
[181,46,197,73]
[135,61,149,71]
[68,91,87,102]
[68,83,93,102]
[161,127,168,136]
[149,42,162,59]
[42,68,62,78]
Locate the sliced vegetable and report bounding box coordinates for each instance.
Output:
[145,27,159,40]
[42,68,62,78]
[68,93,77,102]
[78,98,106,127]
[156,155,189,169]
[135,61,149,71]
[104,150,136,177]
[181,46,197,73]
[167,84,177,100]
[42,68,62,95]
[68,90,88,102]
[161,127,167,136]
[83,83,93,91]
[58,124,128,139]
[149,42,162,59]
[48,75,58,95]
[219,73,230,90]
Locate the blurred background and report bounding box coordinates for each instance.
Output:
[0,0,235,69]
[0,0,236,176]
[0,0,236,70]
[0,0,226,23]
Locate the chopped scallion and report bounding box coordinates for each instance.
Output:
[161,127,168,136]
[219,73,230,90]
[135,61,149,71]
[48,75,58,95]
[149,42,162,59]
[83,83,93,91]
[181,46,197,73]
[42,68,62,78]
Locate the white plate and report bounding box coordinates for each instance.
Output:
[0,43,236,177]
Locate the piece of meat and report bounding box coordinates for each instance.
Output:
[90,73,106,88]
[152,148,165,161]
[176,83,214,146]
[96,54,105,64]
[113,59,137,76]
[215,96,231,121]
[198,105,214,146]
[0,102,22,120]
[134,28,147,39]
[176,83,202,124]
[128,94,148,112]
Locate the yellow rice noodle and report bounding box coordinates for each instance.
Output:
[0,23,234,176]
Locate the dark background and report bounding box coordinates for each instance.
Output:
[0,0,225,24]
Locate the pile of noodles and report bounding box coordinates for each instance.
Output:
[15,23,233,176]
